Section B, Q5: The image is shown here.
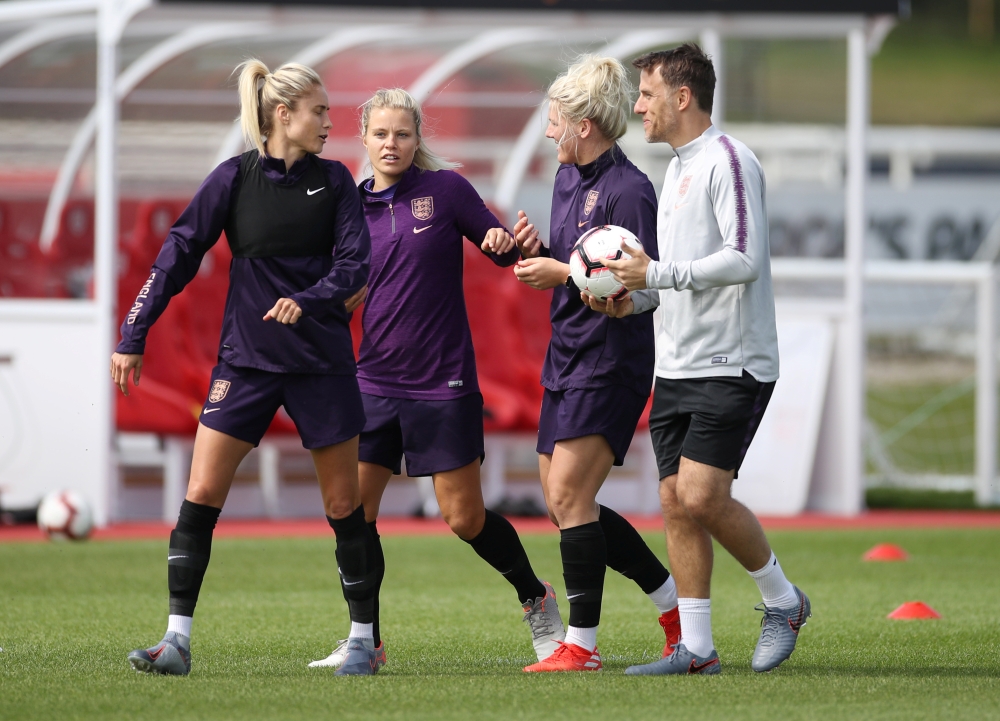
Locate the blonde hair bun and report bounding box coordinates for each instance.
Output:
[547,55,632,142]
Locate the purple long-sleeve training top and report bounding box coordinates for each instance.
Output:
[540,145,659,397]
[357,164,518,400]
[116,152,370,375]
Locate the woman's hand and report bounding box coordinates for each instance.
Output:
[581,292,634,318]
[481,228,516,255]
[263,298,303,325]
[513,257,570,290]
[111,352,143,396]
[344,285,368,313]
[513,210,543,258]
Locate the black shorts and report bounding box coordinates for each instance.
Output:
[358,393,485,477]
[649,371,775,479]
[536,386,648,467]
[199,362,366,449]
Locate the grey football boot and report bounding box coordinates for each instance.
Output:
[751,586,811,672]
[522,579,566,661]
[127,631,191,676]
[333,637,380,676]
[625,642,721,676]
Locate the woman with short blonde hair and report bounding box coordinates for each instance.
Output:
[114,58,379,676]
[309,87,568,671]
[513,55,679,672]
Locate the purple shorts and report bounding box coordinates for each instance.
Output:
[358,393,484,477]
[536,386,648,466]
[199,361,365,449]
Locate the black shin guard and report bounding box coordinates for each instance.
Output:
[327,506,378,624]
[599,504,670,594]
[465,510,546,604]
[368,521,385,645]
[560,522,607,628]
[167,500,221,617]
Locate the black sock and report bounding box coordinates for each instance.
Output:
[167,499,221,619]
[599,505,670,594]
[560,522,606,628]
[368,521,384,646]
[465,510,546,604]
[327,506,378,624]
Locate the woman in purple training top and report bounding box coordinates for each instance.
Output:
[513,56,679,672]
[308,88,565,671]
[111,59,381,677]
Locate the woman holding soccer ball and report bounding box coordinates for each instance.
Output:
[513,55,680,672]
[110,59,381,676]
[308,88,566,671]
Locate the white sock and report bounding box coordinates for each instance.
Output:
[677,598,713,658]
[563,625,598,652]
[349,621,374,640]
[166,614,192,639]
[749,552,798,609]
[647,576,678,614]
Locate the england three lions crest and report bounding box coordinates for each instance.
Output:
[584,190,600,216]
[208,380,230,403]
[411,196,434,221]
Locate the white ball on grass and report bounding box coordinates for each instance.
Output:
[37,490,93,540]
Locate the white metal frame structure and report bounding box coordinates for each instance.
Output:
[0,0,925,522]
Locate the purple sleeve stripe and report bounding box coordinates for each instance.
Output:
[718,135,748,254]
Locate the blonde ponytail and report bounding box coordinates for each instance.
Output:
[359,88,459,172]
[547,55,633,142]
[235,58,323,157]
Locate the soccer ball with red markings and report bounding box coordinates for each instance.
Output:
[569,225,644,301]
[37,490,93,540]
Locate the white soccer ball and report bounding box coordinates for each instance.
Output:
[569,225,644,301]
[37,490,93,541]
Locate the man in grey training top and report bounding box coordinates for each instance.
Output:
[588,43,811,675]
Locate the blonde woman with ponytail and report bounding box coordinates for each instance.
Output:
[512,55,680,673]
[112,59,381,676]
[309,88,568,670]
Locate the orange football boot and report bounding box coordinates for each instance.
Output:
[659,607,681,657]
[523,641,602,672]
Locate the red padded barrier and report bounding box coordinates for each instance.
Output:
[462,242,547,431]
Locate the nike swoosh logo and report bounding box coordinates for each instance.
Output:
[567,593,585,600]
[578,220,590,227]
[413,225,433,233]
[203,408,220,413]
[307,187,325,196]
[167,555,187,560]
[689,658,719,673]
[674,202,687,210]
[147,645,165,662]
[342,579,364,586]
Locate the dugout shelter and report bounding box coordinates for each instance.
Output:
[0,0,935,526]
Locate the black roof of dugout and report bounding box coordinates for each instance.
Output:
[160,1,902,14]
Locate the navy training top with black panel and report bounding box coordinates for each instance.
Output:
[540,145,659,397]
[116,150,371,375]
[356,164,518,401]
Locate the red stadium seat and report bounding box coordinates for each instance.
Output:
[0,200,69,298]
[116,376,200,435]
[462,242,544,431]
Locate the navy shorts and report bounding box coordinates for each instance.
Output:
[198,361,366,449]
[536,386,648,466]
[649,371,775,479]
[358,393,485,477]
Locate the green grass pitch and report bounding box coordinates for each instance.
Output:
[2,528,999,720]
